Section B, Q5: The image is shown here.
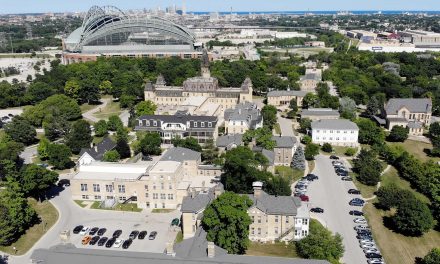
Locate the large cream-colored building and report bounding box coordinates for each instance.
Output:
[267,90,307,107]
[181,182,310,242]
[224,102,263,134]
[71,147,222,210]
[144,51,253,112]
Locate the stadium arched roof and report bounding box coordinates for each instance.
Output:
[65,5,196,52]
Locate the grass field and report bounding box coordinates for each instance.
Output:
[74,200,87,208]
[92,100,122,120]
[152,209,175,213]
[351,171,377,198]
[174,231,183,244]
[90,201,142,212]
[275,166,304,183]
[387,139,440,162]
[0,199,59,255]
[80,103,98,113]
[246,242,298,258]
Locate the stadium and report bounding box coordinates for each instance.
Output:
[62,6,203,64]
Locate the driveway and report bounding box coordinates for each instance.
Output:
[307,155,368,264]
[277,114,295,137]
[8,186,180,264]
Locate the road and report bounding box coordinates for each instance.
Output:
[8,186,179,264]
[307,155,368,264]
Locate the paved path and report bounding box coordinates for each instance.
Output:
[82,98,111,123]
[19,144,38,164]
[307,155,369,264]
[277,114,295,137]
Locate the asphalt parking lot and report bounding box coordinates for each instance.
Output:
[307,155,371,264]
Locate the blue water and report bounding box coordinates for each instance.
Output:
[190,10,440,15]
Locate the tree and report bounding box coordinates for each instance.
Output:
[4,116,36,145]
[139,132,162,156]
[64,79,81,101]
[103,150,120,162]
[135,100,157,116]
[47,143,72,169]
[291,146,306,170]
[107,115,124,131]
[172,137,202,152]
[301,135,312,145]
[243,127,276,150]
[365,93,385,117]
[94,120,108,137]
[37,137,50,160]
[353,149,382,186]
[393,196,434,236]
[99,80,112,94]
[119,95,136,108]
[115,138,131,159]
[14,164,59,197]
[388,125,409,142]
[296,219,344,263]
[289,98,298,112]
[65,119,92,154]
[0,203,17,246]
[321,143,333,153]
[43,114,71,141]
[356,118,385,145]
[299,118,312,134]
[27,81,55,103]
[421,248,440,264]
[302,93,319,109]
[305,143,320,160]
[345,148,356,156]
[376,184,415,210]
[202,139,219,164]
[261,105,277,129]
[339,97,357,120]
[202,192,253,254]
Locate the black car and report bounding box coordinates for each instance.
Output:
[129,230,139,240]
[97,228,107,236]
[122,239,133,249]
[310,207,324,213]
[349,201,364,206]
[304,174,319,181]
[89,227,99,235]
[149,231,157,240]
[348,189,361,195]
[138,231,148,239]
[57,179,70,187]
[357,234,373,240]
[89,236,100,245]
[366,253,382,259]
[330,155,339,160]
[73,225,84,234]
[349,210,364,216]
[341,176,353,181]
[105,237,116,248]
[112,230,122,238]
[97,237,108,246]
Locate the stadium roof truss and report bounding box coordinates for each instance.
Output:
[70,5,196,51]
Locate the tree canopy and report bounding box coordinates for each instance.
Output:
[4,116,36,145]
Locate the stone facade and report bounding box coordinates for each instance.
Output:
[267,90,307,107]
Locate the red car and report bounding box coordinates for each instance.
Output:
[299,195,309,202]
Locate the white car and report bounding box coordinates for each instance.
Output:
[113,239,124,248]
[79,226,90,235]
[359,239,374,244]
[354,218,367,224]
[298,180,309,186]
[364,248,380,254]
[367,259,384,264]
[354,225,370,230]
[360,243,376,249]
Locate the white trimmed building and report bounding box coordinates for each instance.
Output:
[311,119,359,147]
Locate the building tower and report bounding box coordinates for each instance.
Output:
[201,49,211,78]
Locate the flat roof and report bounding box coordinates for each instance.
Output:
[149,161,181,174]
[72,171,143,181]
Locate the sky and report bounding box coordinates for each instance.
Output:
[0,0,439,14]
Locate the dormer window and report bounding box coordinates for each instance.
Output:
[146,120,150,126]
[201,122,205,127]
[153,121,157,126]
[208,122,212,127]
[194,122,197,128]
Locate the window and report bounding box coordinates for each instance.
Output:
[162,203,165,209]
[81,195,89,199]
[330,130,333,133]
[161,183,164,190]
[258,216,262,223]
[201,122,205,127]
[146,120,150,126]
[118,185,125,193]
[105,185,113,193]
[286,217,289,224]
[169,184,172,190]
[106,196,113,199]
[153,193,158,199]
[302,219,308,225]
[144,185,149,190]
[208,122,212,127]
[145,193,149,198]
[194,122,197,127]
[257,228,261,235]
[153,184,156,190]
[93,184,100,192]
[81,184,88,192]
[252,216,255,223]
[94,195,101,200]
[146,202,150,208]
[160,193,166,199]
[275,216,279,223]
[168,194,174,200]
[275,227,279,234]
[119,197,126,202]
[251,227,255,235]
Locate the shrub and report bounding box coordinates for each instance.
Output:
[321,143,333,153]
[344,148,356,156]
[305,143,320,160]
[301,135,312,145]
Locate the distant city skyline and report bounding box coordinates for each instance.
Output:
[0,0,439,14]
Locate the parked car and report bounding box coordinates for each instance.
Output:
[366,253,382,259]
[97,228,107,236]
[348,189,361,194]
[171,218,180,226]
[138,231,147,239]
[298,180,309,186]
[73,225,84,234]
[304,174,319,181]
[89,236,100,245]
[357,234,373,240]
[354,218,367,224]
[105,238,116,248]
[361,243,376,249]
[57,179,70,187]
[332,160,343,165]
[142,155,153,161]
[364,248,380,254]
[122,239,133,249]
[367,259,384,264]
[341,176,353,181]
[330,155,339,160]
[89,227,99,235]
[349,210,364,216]
[79,226,90,235]
[113,239,123,248]
[359,239,374,244]
[112,230,122,238]
[149,231,157,240]
[354,225,370,231]
[349,200,365,206]
[81,236,92,245]
[97,237,108,246]
[310,207,324,213]
[129,230,139,240]
[299,195,309,202]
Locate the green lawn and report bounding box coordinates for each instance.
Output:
[275,166,304,183]
[80,103,98,113]
[320,146,358,157]
[274,123,282,135]
[351,171,377,198]
[174,231,183,244]
[92,100,122,120]
[0,199,59,255]
[74,200,87,208]
[246,242,298,258]
[90,201,142,212]
[152,209,175,213]
[387,139,440,162]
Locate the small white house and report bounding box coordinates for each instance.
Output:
[311,119,359,147]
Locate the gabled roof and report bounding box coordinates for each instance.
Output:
[385,98,432,115]
[247,190,302,216]
[267,90,308,97]
[272,136,297,148]
[181,189,216,213]
[311,119,359,130]
[216,134,243,148]
[300,108,340,117]
[78,137,116,161]
[160,147,201,162]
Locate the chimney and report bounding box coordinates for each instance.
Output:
[207,241,215,258]
[190,188,197,198]
[166,242,175,256]
[214,184,223,198]
[94,145,98,152]
[253,181,263,198]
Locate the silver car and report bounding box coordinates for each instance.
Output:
[360,243,376,249]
